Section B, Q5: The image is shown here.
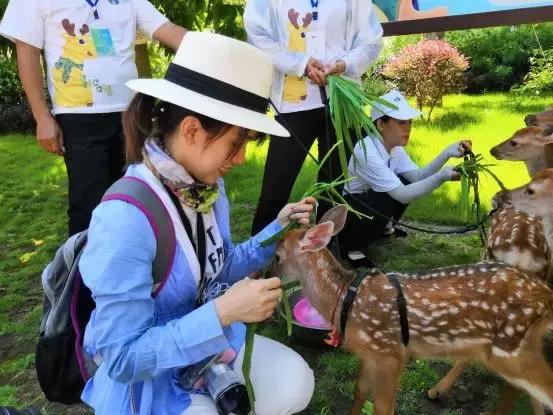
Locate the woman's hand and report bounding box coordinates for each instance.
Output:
[305,57,326,86]
[441,165,461,181]
[214,277,282,326]
[324,60,346,76]
[277,197,316,227]
[445,140,473,158]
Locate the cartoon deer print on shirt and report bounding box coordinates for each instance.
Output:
[53,19,97,108]
[283,9,313,103]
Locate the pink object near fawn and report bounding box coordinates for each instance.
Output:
[293,297,331,329]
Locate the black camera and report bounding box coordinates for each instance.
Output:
[179,352,251,415]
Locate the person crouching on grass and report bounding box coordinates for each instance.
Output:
[338,90,472,266]
[78,32,315,415]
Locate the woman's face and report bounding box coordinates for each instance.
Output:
[378,117,413,148]
[167,116,252,185]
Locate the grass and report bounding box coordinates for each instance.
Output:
[0,92,550,413]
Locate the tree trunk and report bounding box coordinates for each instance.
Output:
[135,43,152,78]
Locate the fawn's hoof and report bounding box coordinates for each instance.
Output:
[427,388,441,400]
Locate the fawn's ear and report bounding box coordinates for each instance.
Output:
[318,204,347,235]
[299,222,334,252]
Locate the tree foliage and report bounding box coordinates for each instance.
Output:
[382,39,469,121]
[151,0,246,39]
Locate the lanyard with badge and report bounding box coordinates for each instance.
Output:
[85,0,100,19]
[305,0,325,65]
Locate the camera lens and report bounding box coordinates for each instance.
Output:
[205,364,251,415]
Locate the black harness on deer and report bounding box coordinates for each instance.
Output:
[328,268,410,347]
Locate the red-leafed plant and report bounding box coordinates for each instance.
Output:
[382,39,469,121]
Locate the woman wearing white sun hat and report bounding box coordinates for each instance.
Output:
[338,90,472,265]
[78,32,314,415]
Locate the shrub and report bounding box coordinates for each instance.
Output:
[0,52,35,134]
[514,48,553,94]
[0,53,24,106]
[381,39,469,121]
[445,24,553,93]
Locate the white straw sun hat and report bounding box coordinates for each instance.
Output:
[126,31,289,137]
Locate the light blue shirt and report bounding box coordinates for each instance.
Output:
[79,164,282,414]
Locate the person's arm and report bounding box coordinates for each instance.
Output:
[333,2,384,79]
[153,21,187,51]
[16,41,64,155]
[0,0,63,154]
[388,167,456,204]
[134,0,186,51]
[216,183,314,285]
[401,141,472,183]
[243,0,311,77]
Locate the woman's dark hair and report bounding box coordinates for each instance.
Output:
[123,93,260,165]
[377,115,392,123]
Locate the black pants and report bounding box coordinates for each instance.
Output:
[338,188,409,253]
[251,107,345,235]
[57,113,125,236]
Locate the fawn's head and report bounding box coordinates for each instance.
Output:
[509,168,553,217]
[271,205,348,284]
[525,107,553,127]
[490,126,553,162]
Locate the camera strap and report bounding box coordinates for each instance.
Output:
[164,185,207,291]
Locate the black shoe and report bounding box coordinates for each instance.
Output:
[0,407,41,415]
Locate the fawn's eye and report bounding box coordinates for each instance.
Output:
[526,187,535,196]
[510,141,518,147]
[274,253,282,264]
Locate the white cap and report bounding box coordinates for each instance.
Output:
[371,89,422,121]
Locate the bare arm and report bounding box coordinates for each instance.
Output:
[16,40,64,155]
[153,22,187,51]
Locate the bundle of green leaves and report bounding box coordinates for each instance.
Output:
[455,153,505,222]
[328,75,395,178]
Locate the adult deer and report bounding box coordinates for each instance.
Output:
[270,206,553,415]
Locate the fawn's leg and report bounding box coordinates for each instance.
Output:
[348,358,377,415]
[369,356,404,415]
[428,360,468,399]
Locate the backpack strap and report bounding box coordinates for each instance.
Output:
[101,176,176,295]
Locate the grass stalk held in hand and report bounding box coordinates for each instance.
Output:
[455,153,506,222]
[328,75,396,178]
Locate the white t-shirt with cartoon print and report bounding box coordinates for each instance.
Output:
[0,0,168,115]
[280,0,347,114]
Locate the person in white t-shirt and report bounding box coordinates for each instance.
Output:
[244,0,384,235]
[338,90,471,266]
[0,0,187,236]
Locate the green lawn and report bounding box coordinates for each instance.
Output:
[0,92,551,413]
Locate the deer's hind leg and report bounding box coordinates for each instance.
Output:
[484,354,553,412]
[428,360,468,400]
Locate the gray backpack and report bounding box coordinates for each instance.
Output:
[35,177,176,404]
